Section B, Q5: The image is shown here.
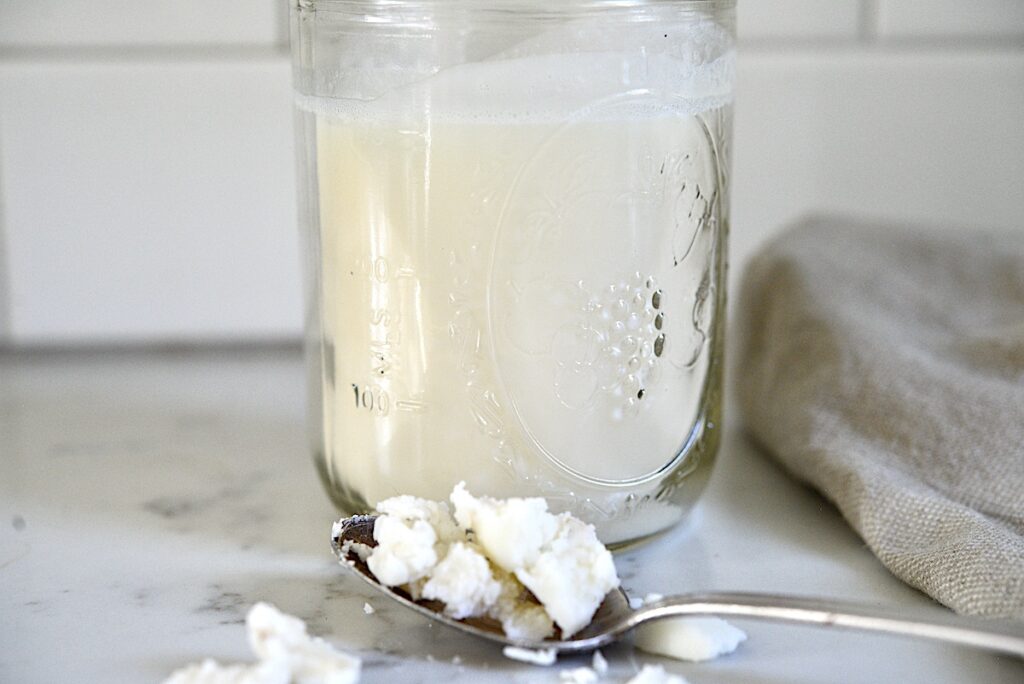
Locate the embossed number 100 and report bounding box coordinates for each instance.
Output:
[351,383,389,416]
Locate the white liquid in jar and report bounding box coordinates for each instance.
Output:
[301,41,733,543]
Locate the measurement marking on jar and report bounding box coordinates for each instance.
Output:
[372,355,391,377]
[373,258,389,283]
[395,399,426,413]
[351,383,390,416]
[354,258,417,284]
[370,328,401,349]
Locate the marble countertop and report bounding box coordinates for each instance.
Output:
[1,348,1019,683]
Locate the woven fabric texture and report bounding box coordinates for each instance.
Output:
[737,216,1024,619]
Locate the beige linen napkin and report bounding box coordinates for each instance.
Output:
[737,215,1024,619]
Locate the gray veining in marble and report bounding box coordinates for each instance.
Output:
[1,348,1020,683]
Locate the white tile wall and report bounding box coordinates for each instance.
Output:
[739,0,862,40]
[0,1,1022,345]
[0,1,284,48]
[877,0,1024,39]
[0,58,301,344]
[731,50,1024,277]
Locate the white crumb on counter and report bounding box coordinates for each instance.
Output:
[626,664,689,684]
[246,602,360,682]
[501,646,558,666]
[163,658,289,684]
[560,665,599,683]
[642,593,664,604]
[629,596,644,610]
[557,648,609,683]
[163,603,360,684]
[635,616,746,662]
[362,602,374,615]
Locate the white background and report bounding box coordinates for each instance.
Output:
[0,0,1022,346]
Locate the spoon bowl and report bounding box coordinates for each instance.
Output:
[332,514,1024,658]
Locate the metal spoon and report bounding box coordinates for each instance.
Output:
[331,515,1024,658]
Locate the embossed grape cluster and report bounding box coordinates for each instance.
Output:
[567,272,667,421]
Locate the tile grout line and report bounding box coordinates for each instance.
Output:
[737,37,1024,56]
[276,0,292,51]
[0,44,288,64]
[859,0,880,43]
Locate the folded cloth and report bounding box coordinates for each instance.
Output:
[737,215,1024,619]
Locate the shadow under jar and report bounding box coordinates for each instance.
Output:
[290,0,736,546]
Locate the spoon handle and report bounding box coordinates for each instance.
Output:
[635,592,1024,657]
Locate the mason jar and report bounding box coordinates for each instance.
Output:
[290,0,735,546]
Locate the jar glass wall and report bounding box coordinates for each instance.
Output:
[290,0,736,546]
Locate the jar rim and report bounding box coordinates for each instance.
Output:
[294,0,736,23]
[296,0,736,6]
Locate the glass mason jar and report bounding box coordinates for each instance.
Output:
[290,0,735,546]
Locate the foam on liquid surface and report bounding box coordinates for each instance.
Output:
[297,13,734,123]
